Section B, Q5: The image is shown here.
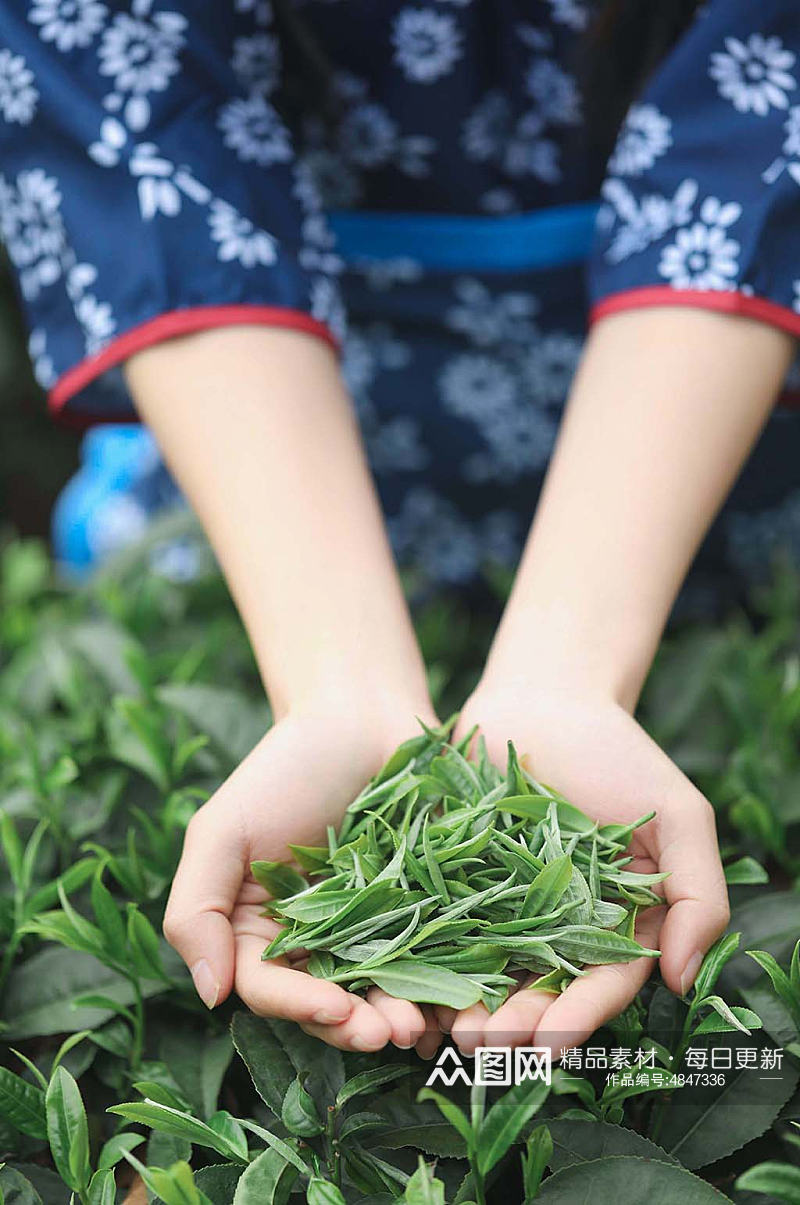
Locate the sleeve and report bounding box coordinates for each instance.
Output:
[0,0,344,426]
[588,0,800,344]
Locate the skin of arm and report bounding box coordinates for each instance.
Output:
[437,306,795,1056]
[125,326,441,1056]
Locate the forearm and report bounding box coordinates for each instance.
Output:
[125,326,430,720]
[484,308,794,711]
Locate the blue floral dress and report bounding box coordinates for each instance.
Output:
[2,0,800,600]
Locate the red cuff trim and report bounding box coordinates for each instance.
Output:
[49,305,339,422]
[590,287,800,339]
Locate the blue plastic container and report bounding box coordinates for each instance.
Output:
[52,425,182,576]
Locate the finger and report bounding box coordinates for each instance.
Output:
[534,907,663,1060]
[163,809,245,1007]
[655,795,730,995]
[300,996,392,1052]
[434,1006,456,1034]
[451,1001,491,1056]
[235,932,354,1025]
[482,984,555,1049]
[415,1007,444,1060]
[366,988,427,1050]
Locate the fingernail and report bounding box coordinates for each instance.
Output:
[191,959,220,1009]
[312,1008,350,1025]
[680,950,703,996]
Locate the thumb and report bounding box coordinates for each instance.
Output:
[163,808,244,1008]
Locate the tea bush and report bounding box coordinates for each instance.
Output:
[1,521,799,1204]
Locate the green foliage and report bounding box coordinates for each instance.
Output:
[1,534,799,1201]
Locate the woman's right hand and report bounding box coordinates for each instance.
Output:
[163,698,443,1056]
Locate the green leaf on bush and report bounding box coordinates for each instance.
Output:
[476,1078,550,1174]
[230,1013,296,1116]
[0,1166,44,1205]
[736,1160,800,1204]
[723,856,768,885]
[656,1051,799,1169]
[400,1158,445,1205]
[0,1068,47,1140]
[535,1155,731,1201]
[281,1077,323,1137]
[335,1065,414,1110]
[108,1101,248,1163]
[306,1178,347,1205]
[544,1118,678,1170]
[45,1067,91,1194]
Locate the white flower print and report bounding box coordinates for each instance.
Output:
[234,0,272,22]
[659,196,742,291]
[391,488,482,583]
[338,103,399,168]
[218,94,292,166]
[599,177,698,263]
[546,0,588,31]
[64,261,116,353]
[208,200,277,267]
[0,50,39,125]
[445,278,539,347]
[442,359,557,481]
[389,487,520,584]
[608,104,672,177]
[29,0,107,53]
[710,34,796,116]
[522,332,582,406]
[296,202,343,280]
[99,9,185,94]
[129,142,181,219]
[28,329,56,389]
[392,9,463,85]
[439,353,517,416]
[75,292,115,353]
[784,106,800,156]
[480,188,518,214]
[525,58,581,125]
[462,92,510,161]
[231,33,280,96]
[439,344,566,481]
[352,257,423,291]
[88,115,128,167]
[462,94,560,183]
[342,325,410,397]
[368,417,430,474]
[309,275,347,344]
[292,159,325,215]
[342,326,428,474]
[300,148,362,207]
[793,280,800,314]
[504,112,560,182]
[0,169,65,299]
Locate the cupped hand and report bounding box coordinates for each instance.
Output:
[163,700,443,1056]
[437,684,730,1059]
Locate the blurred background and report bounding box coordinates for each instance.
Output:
[0,253,80,539]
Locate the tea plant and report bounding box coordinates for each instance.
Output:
[0,531,798,1203]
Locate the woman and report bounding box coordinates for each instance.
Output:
[1,0,797,1057]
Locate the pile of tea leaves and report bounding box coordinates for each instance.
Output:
[255,721,664,1011]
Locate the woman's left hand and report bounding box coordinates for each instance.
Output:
[435,682,730,1059]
